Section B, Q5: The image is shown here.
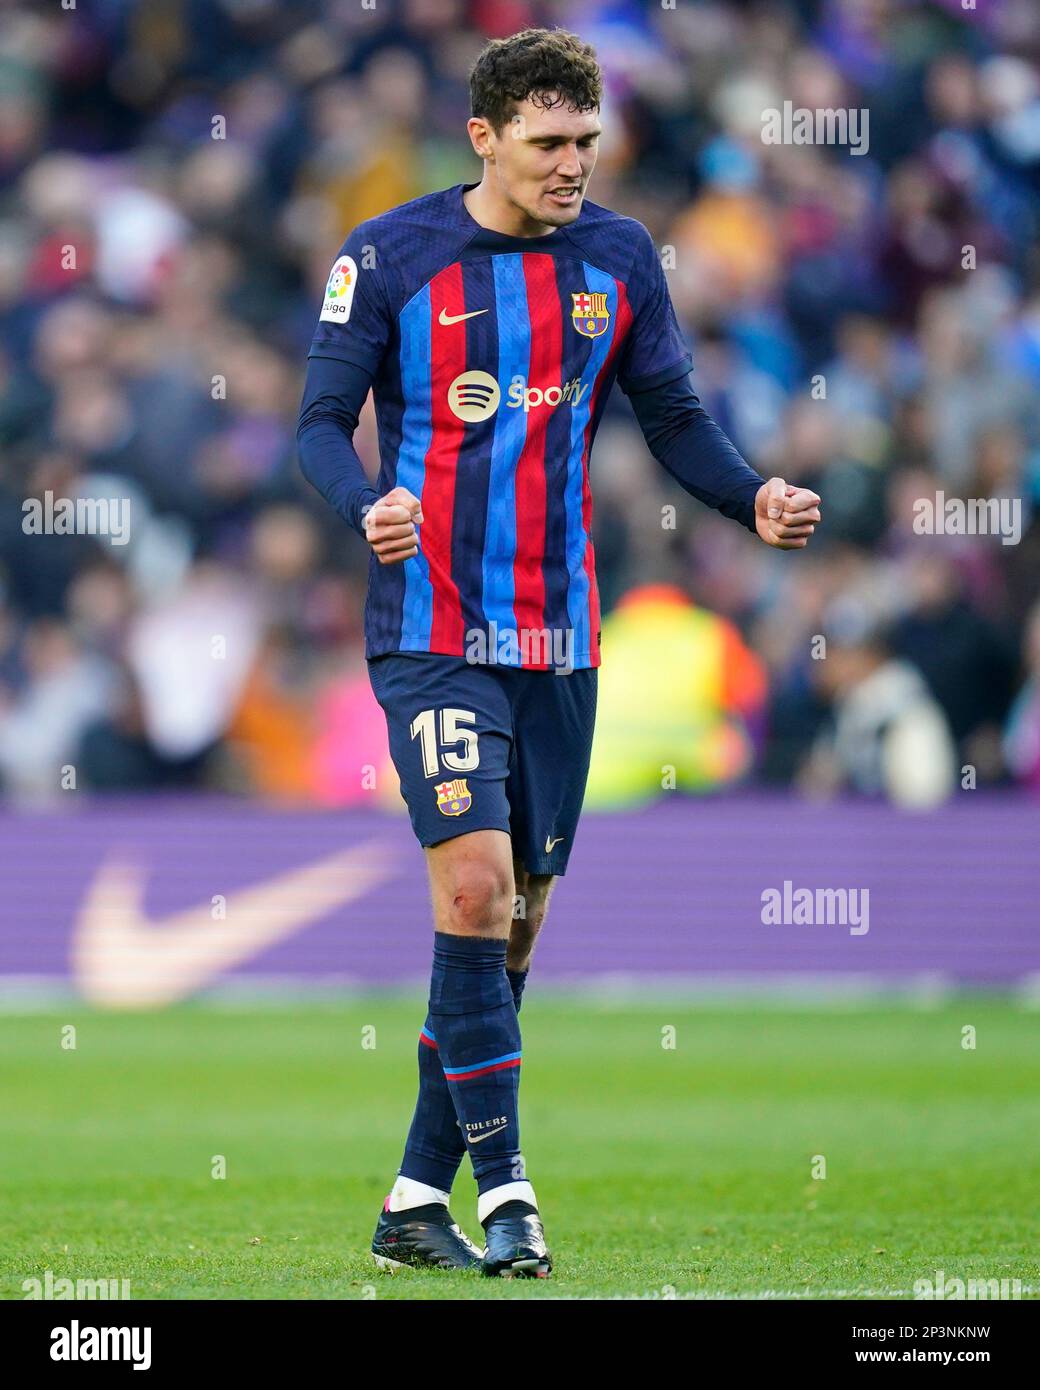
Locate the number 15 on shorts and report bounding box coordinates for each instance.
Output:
[409,708,480,778]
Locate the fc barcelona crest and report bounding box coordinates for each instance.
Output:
[571,291,610,339]
[435,778,472,817]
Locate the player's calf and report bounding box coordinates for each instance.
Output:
[508,864,555,972]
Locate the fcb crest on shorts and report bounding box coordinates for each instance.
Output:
[571,291,610,339]
[435,778,472,816]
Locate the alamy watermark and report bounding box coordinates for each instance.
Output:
[465,622,575,674]
[761,101,869,155]
[914,1269,1022,1300]
[761,880,869,936]
[49,1320,150,1370]
[23,1269,130,1300]
[913,493,1021,546]
[22,491,131,546]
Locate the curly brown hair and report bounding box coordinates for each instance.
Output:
[469,28,602,135]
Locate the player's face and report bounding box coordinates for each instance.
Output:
[488,96,601,228]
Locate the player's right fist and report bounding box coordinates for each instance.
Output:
[363,486,424,565]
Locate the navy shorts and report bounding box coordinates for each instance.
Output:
[367,652,597,875]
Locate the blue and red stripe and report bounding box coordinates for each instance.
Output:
[393,249,633,667]
[396,286,436,650]
[424,263,469,655]
[580,276,632,662]
[449,257,498,647]
[482,253,531,644]
[563,263,628,663]
[442,1050,522,1083]
[539,255,581,652]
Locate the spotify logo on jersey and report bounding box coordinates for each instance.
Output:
[447,371,501,422]
[447,371,590,423]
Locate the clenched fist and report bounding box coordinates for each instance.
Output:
[363,486,423,565]
[754,477,822,549]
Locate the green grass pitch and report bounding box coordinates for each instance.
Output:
[2,999,1037,1300]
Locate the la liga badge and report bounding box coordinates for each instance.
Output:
[319,255,358,323]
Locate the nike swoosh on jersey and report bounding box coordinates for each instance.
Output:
[71,841,394,1008]
[544,836,564,852]
[438,307,488,326]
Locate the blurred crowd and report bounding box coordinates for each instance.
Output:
[1,0,1039,807]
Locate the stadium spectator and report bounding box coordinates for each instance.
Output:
[0,0,1036,805]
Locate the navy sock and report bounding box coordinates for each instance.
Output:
[507,967,528,1013]
[398,955,529,1191]
[427,932,523,1195]
[398,1011,467,1192]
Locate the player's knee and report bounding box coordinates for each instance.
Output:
[444,859,513,936]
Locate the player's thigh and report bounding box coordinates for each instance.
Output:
[367,652,513,851]
[507,666,598,876]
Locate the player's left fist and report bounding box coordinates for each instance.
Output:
[364,485,424,565]
[754,477,821,549]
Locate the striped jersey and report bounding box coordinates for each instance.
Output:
[308,182,692,669]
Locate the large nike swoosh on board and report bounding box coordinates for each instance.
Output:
[71,841,394,1009]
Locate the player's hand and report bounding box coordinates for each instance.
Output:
[754,477,822,549]
[364,486,424,564]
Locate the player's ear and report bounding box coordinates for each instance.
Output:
[467,116,493,160]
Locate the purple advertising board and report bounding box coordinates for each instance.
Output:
[1,792,1036,1005]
